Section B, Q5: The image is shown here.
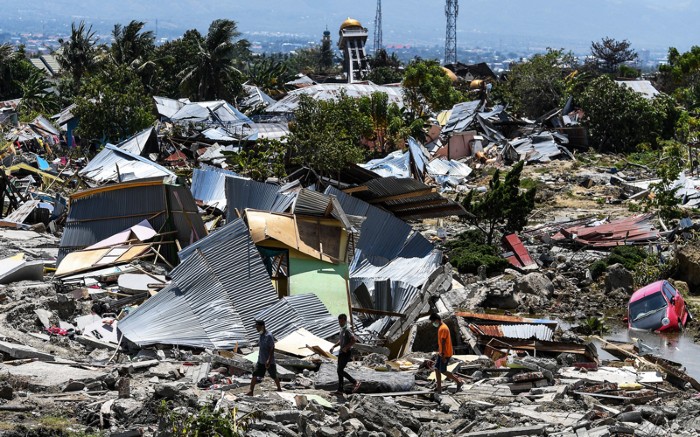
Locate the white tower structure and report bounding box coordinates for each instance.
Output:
[338,17,371,83]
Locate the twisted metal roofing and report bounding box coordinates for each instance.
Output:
[191,164,240,211]
[225,177,295,218]
[120,219,278,348]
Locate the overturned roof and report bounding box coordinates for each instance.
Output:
[266,83,404,113]
[154,96,256,139]
[120,218,278,348]
[79,139,173,185]
[58,179,206,265]
[340,177,467,221]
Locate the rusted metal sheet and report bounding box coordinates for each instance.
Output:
[456,312,557,329]
[469,323,554,342]
[551,214,659,248]
[503,234,535,267]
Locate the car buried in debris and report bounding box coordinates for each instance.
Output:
[626,280,692,332]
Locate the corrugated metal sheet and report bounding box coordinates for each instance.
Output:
[350,250,442,294]
[470,324,554,341]
[407,137,429,176]
[58,181,206,265]
[79,143,174,184]
[359,151,411,178]
[225,177,295,218]
[359,281,421,338]
[293,188,332,216]
[266,83,404,113]
[442,100,481,134]
[120,219,278,347]
[504,133,573,163]
[191,164,240,210]
[551,214,659,248]
[254,294,337,340]
[326,186,433,264]
[426,159,472,188]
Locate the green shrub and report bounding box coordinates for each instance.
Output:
[446,230,510,275]
[589,260,607,280]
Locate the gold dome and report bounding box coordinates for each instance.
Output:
[340,17,363,31]
[442,67,459,82]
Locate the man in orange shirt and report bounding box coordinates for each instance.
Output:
[429,313,463,393]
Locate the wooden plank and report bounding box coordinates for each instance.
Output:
[367,188,436,204]
[342,186,370,194]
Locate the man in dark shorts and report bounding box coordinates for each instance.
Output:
[329,314,361,394]
[429,313,463,393]
[246,320,282,396]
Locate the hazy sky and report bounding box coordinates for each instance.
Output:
[5,0,700,51]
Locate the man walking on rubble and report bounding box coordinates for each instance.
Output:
[329,314,361,394]
[246,320,282,396]
[429,313,463,393]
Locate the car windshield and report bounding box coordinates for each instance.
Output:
[630,292,668,322]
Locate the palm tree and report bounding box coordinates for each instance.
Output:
[18,69,60,115]
[56,21,98,88]
[111,20,155,66]
[0,44,17,99]
[179,19,250,101]
[244,58,293,98]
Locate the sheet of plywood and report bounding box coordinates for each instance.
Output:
[275,328,335,357]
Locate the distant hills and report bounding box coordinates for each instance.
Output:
[3,0,699,51]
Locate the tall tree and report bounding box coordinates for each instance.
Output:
[152,29,203,98]
[179,19,250,101]
[495,49,574,119]
[288,93,372,177]
[73,63,155,144]
[244,58,292,98]
[577,75,678,152]
[461,161,536,245]
[657,46,700,111]
[0,44,35,100]
[111,20,155,66]
[590,37,638,74]
[402,59,463,116]
[56,21,99,91]
[368,49,403,85]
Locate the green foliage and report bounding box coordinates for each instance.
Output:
[589,246,655,283]
[494,49,574,119]
[402,59,463,116]
[56,21,100,94]
[589,260,608,280]
[577,317,610,335]
[152,29,203,97]
[445,229,510,275]
[657,46,700,111]
[179,19,249,101]
[157,400,259,437]
[590,37,637,74]
[244,58,293,99]
[224,138,287,182]
[18,69,60,115]
[644,140,686,221]
[0,44,36,100]
[461,161,536,245]
[357,92,420,153]
[288,93,371,177]
[283,47,322,76]
[73,63,155,144]
[634,253,678,289]
[368,50,403,85]
[577,75,679,152]
[111,20,155,66]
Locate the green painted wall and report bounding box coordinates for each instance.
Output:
[288,258,350,316]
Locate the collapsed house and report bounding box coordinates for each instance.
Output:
[57,178,206,266]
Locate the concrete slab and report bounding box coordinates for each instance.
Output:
[0,340,55,361]
[0,361,105,391]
